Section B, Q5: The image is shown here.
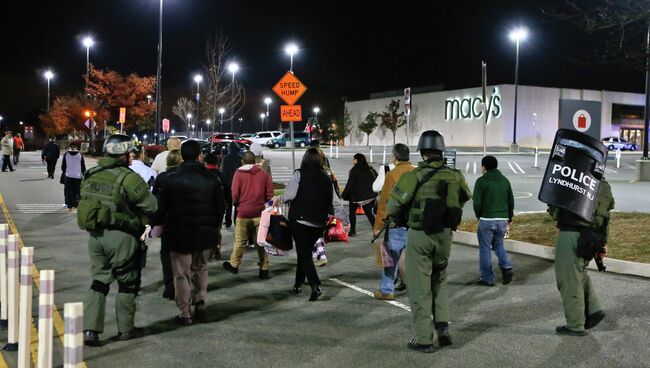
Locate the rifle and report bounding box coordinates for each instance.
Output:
[371,220,392,243]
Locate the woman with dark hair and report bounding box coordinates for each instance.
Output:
[341,153,378,236]
[274,148,348,301]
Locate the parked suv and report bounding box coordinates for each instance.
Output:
[266,132,310,148]
[601,136,639,151]
[209,132,252,145]
[250,131,282,145]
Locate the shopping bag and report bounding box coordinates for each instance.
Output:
[150,225,164,238]
[267,213,293,250]
[324,217,349,243]
[257,207,274,247]
[263,244,286,257]
[312,237,327,262]
[380,241,394,267]
[373,240,383,268]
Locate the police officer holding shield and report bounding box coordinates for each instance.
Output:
[539,129,614,336]
[387,130,471,353]
[77,134,157,346]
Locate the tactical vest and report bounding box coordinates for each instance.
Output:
[550,180,613,232]
[77,165,142,235]
[408,166,465,232]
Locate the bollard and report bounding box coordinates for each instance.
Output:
[534,148,539,169]
[382,145,387,165]
[38,270,54,368]
[18,247,33,368]
[616,149,621,169]
[329,140,333,158]
[335,144,339,159]
[369,146,373,163]
[0,223,8,327]
[64,302,84,368]
[4,234,19,351]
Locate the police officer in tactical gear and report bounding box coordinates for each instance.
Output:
[77,134,157,346]
[387,130,471,353]
[549,178,614,336]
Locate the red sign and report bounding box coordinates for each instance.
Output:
[577,114,586,129]
[281,105,302,122]
[162,118,170,133]
[273,72,307,106]
[119,107,126,124]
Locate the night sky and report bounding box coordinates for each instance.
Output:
[0,0,646,133]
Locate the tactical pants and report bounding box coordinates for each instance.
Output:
[405,228,452,345]
[554,231,601,332]
[84,230,140,334]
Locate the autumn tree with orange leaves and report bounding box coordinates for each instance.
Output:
[39,94,109,136]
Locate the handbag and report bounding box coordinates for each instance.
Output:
[324,216,349,243]
[256,207,274,247]
[267,212,293,251]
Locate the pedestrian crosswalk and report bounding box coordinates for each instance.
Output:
[16,204,69,214]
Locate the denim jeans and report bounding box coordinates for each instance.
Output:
[478,220,512,283]
[379,227,408,294]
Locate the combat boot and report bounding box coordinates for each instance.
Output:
[435,322,453,347]
[83,330,101,347]
[501,267,513,285]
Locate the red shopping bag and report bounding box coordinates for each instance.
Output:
[324,216,349,243]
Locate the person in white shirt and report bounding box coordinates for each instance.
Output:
[129,145,157,191]
[151,137,182,174]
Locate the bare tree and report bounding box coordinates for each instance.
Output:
[546,0,650,70]
[201,35,246,134]
[172,97,196,131]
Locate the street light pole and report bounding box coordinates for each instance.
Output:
[260,114,265,131]
[154,0,164,144]
[508,27,527,152]
[219,108,225,133]
[194,74,202,136]
[643,20,650,160]
[227,62,239,133]
[43,70,54,114]
[264,97,271,131]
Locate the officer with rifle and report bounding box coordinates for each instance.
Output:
[540,129,614,337]
[77,134,157,346]
[387,130,471,353]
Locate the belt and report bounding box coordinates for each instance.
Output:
[558,226,585,232]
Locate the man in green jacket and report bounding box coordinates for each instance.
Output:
[473,155,514,286]
[77,134,158,346]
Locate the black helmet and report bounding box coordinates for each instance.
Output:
[417,130,445,151]
[103,134,134,155]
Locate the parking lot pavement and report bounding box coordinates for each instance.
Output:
[0,152,649,367]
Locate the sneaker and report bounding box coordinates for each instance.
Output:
[501,267,513,285]
[406,339,434,353]
[83,330,101,347]
[475,277,495,287]
[314,258,328,267]
[117,327,144,341]
[175,315,193,326]
[394,281,407,291]
[555,325,587,336]
[585,311,605,330]
[309,286,322,301]
[373,290,395,301]
[222,261,238,274]
[348,231,356,237]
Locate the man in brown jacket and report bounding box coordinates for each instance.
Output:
[373,143,415,300]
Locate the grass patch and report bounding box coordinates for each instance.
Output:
[458,212,650,263]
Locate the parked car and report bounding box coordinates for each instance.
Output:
[266,132,311,148]
[209,132,252,145]
[240,133,255,139]
[181,138,211,153]
[249,131,283,146]
[602,136,639,151]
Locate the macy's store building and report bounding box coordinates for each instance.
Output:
[344,85,646,149]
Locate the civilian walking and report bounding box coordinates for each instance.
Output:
[129,145,157,191]
[152,149,182,300]
[12,133,24,165]
[373,144,414,300]
[341,153,377,236]
[151,137,181,174]
[204,151,229,260]
[250,142,272,179]
[157,141,225,325]
[42,137,60,178]
[274,148,348,301]
[60,143,86,211]
[221,141,243,228]
[473,155,514,286]
[223,151,274,279]
[1,131,14,172]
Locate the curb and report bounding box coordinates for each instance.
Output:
[453,230,650,279]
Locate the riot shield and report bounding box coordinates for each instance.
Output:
[538,129,607,221]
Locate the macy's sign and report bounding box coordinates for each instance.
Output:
[444,87,502,123]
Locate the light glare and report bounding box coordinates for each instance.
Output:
[285,43,298,56]
[43,70,54,80]
[82,36,95,48]
[509,27,528,42]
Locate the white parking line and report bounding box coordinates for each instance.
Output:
[465,162,470,174]
[507,162,518,174]
[513,162,526,174]
[605,168,618,174]
[329,277,411,312]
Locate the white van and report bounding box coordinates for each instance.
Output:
[250,131,282,145]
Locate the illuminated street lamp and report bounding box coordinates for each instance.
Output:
[227,62,239,132]
[508,27,528,149]
[43,70,55,113]
[264,97,272,117]
[154,0,164,144]
[219,108,225,131]
[284,43,298,73]
[193,74,203,130]
[147,94,153,104]
[260,113,266,131]
[82,36,94,88]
